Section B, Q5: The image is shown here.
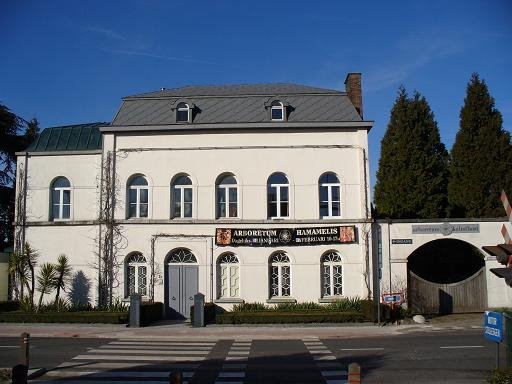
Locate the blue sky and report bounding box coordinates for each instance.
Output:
[1,1,511,197]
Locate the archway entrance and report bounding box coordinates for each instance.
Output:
[165,248,198,319]
[407,239,487,314]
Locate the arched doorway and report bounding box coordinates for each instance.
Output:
[165,248,198,319]
[407,239,487,314]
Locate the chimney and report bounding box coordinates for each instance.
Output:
[344,73,363,118]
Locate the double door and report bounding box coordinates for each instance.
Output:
[167,265,198,319]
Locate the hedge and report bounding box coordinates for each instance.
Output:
[216,311,365,324]
[140,302,164,326]
[190,302,217,325]
[0,311,129,324]
[0,301,20,312]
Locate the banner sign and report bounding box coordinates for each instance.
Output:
[412,223,479,236]
[215,226,356,247]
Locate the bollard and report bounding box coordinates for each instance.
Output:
[129,293,142,327]
[169,371,182,384]
[19,332,29,367]
[12,363,28,384]
[348,362,361,384]
[193,293,205,328]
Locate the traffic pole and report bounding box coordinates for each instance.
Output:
[348,362,361,383]
[19,332,29,367]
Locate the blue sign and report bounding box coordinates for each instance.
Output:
[382,293,404,304]
[484,311,503,342]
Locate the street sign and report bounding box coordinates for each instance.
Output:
[484,311,503,343]
[381,293,404,304]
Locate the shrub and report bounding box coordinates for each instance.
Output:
[140,302,164,326]
[0,311,128,324]
[233,302,267,312]
[0,301,20,312]
[217,311,364,324]
[487,369,512,384]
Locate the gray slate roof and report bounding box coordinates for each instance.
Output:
[25,122,106,152]
[112,83,362,126]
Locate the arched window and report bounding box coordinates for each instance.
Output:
[167,248,197,263]
[267,172,289,219]
[176,102,191,123]
[321,251,342,297]
[171,175,193,218]
[51,177,71,220]
[128,175,149,218]
[269,252,291,298]
[126,252,147,297]
[217,174,238,218]
[319,172,341,218]
[271,100,284,121]
[217,253,240,299]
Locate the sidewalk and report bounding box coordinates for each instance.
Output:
[0,313,483,340]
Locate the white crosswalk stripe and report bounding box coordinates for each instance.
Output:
[302,337,348,384]
[33,338,217,383]
[214,340,252,384]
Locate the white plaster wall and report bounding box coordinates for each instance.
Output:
[376,220,512,309]
[106,130,368,221]
[17,154,101,222]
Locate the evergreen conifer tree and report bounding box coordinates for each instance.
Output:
[374,87,448,218]
[448,73,512,218]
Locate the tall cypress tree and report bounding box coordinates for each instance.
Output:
[374,87,448,218]
[448,73,512,218]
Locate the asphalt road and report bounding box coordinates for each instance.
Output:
[0,329,504,383]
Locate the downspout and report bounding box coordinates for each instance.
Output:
[108,134,117,304]
[98,135,105,305]
[210,237,214,302]
[21,154,29,251]
[387,219,392,292]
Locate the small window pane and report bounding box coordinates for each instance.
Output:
[173,188,181,203]
[184,188,192,203]
[320,203,329,217]
[319,186,328,202]
[320,172,339,184]
[219,203,226,218]
[229,187,237,202]
[177,110,189,122]
[139,203,148,217]
[268,173,288,185]
[139,188,148,204]
[332,202,340,216]
[219,175,236,185]
[229,202,237,217]
[280,187,288,201]
[218,187,226,203]
[62,190,70,204]
[332,186,340,201]
[52,205,60,219]
[62,205,70,219]
[129,189,137,203]
[268,187,277,202]
[175,176,192,185]
[271,108,283,120]
[129,204,137,218]
[130,176,147,186]
[173,202,181,217]
[184,202,192,217]
[268,202,277,217]
[53,177,70,188]
[280,203,289,217]
[52,190,60,204]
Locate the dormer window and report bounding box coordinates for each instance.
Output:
[176,102,191,123]
[271,101,284,121]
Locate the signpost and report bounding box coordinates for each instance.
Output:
[381,293,404,304]
[484,311,503,368]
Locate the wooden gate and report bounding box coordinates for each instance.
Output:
[408,268,487,314]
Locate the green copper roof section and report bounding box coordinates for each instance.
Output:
[25,122,107,152]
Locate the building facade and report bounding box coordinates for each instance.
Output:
[15,74,374,317]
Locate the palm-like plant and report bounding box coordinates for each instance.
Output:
[9,243,39,310]
[53,254,72,307]
[36,263,57,312]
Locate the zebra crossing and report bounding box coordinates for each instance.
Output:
[33,339,217,384]
[302,337,348,384]
[32,337,349,384]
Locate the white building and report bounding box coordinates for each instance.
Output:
[15,74,374,318]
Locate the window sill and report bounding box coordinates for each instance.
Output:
[215,298,244,304]
[266,297,296,304]
[318,297,344,303]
